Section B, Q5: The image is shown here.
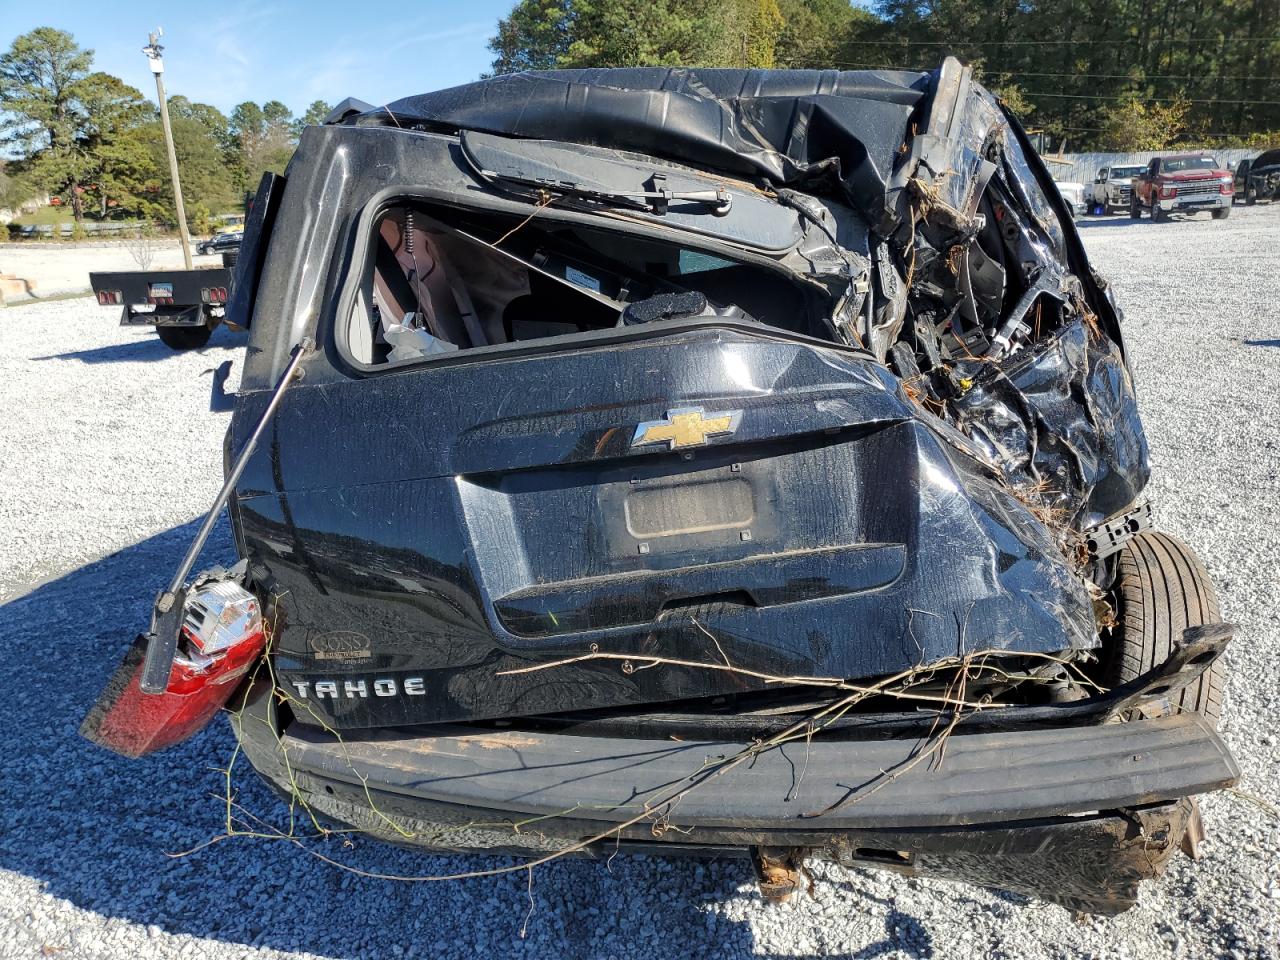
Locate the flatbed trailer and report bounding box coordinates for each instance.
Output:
[89,266,233,350]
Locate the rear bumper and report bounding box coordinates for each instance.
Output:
[120,305,207,327]
[233,676,1238,914]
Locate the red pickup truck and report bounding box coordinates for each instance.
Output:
[1130,154,1234,221]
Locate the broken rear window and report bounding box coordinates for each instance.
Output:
[342,202,819,367]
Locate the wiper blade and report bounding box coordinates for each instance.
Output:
[482,169,733,217]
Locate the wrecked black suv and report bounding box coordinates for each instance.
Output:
[83,59,1238,914]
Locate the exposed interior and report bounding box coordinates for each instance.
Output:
[346,202,822,365]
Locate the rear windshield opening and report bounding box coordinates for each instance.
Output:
[344,201,817,366]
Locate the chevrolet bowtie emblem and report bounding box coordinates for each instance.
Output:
[631,407,742,450]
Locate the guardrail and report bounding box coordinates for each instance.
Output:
[4,222,176,240]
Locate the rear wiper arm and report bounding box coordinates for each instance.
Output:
[482,170,733,217]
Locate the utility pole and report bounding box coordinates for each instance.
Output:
[143,29,193,269]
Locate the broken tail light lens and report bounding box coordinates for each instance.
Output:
[80,578,265,758]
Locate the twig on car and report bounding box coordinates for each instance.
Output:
[178,605,1099,891]
[497,649,997,710]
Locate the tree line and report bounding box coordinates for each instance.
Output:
[4,7,1275,224]
[489,0,1280,150]
[0,27,330,230]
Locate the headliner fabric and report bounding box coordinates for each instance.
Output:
[355,67,934,222]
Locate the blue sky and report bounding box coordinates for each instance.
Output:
[1,0,514,116]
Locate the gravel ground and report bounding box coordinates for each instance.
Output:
[1,205,1277,959]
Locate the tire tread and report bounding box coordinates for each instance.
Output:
[1107,531,1223,723]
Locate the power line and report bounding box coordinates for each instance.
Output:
[837,37,1280,46]
[787,59,1280,83]
[1025,90,1280,105]
[1053,124,1264,139]
[987,69,1280,83]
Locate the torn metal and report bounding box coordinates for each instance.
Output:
[353,57,1146,542]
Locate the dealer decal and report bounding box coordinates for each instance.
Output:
[307,630,373,662]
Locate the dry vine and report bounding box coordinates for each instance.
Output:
[172,594,1102,913]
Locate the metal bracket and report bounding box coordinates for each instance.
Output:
[751,846,807,903]
[1102,623,1232,722]
[1085,502,1153,559]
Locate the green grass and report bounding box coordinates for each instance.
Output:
[12,207,146,228]
[12,206,74,226]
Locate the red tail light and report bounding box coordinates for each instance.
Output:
[201,287,228,303]
[96,290,123,305]
[80,578,265,758]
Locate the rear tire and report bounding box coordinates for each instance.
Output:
[1105,531,1225,724]
[1129,195,1142,219]
[156,324,213,351]
[1151,202,1167,223]
[1245,187,1257,205]
[1212,207,1230,220]
[222,249,239,270]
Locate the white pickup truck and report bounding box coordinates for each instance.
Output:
[1086,164,1145,214]
[1053,180,1086,219]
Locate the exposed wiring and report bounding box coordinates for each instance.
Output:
[491,191,555,248]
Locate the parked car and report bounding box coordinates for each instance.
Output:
[1130,154,1233,221]
[1053,179,1086,218]
[1085,164,1145,214]
[197,231,242,256]
[214,213,247,235]
[1233,149,1280,204]
[81,58,1236,915]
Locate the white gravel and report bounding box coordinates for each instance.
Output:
[1,205,1277,959]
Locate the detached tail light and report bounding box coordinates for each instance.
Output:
[80,577,265,758]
